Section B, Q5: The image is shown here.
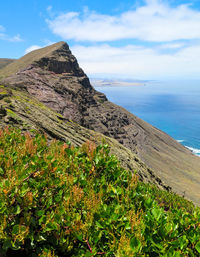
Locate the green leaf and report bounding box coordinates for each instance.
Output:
[93,231,102,244]
[45,222,58,231]
[36,210,45,217]
[151,239,164,250]
[165,223,172,234]
[144,198,153,208]
[14,205,21,214]
[130,236,141,251]
[195,241,200,253]
[5,180,10,187]
[96,221,103,229]
[179,235,188,250]
[0,167,4,175]
[3,239,12,250]
[37,235,46,242]
[95,156,100,165]
[75,233,84,242]
[173,252,182,257]
[152,207,162,221]
[12,225,20,234]
[85,251,93,257]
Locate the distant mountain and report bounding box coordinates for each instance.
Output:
[90,78,146,87]
[0,58,15,70]
[90,78,149,87]
[1,42,200,204]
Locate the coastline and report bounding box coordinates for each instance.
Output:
[185,146,200,157]
[177,140,200,157]
[91,79,145,87]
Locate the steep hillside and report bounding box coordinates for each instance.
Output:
[0,83,167,190]
[1,42,200,204]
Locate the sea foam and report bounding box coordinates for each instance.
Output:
[185,146,200,156]
[176,140,200,156]
[176,139,185,143]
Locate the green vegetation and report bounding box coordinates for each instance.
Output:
[0,128,200,257]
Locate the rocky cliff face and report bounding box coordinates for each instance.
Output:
[1,42,200,204]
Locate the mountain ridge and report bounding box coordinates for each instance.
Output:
[0,42,85,78]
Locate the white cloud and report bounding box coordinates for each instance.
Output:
[47,0,200,42]
[71,44,200,79]
[0,33,23,42]
[24,41,56,54]
[159,43,185,49]
[25,45,42,54]
[47,5,52,12]
[8,34,23,42]
[46,5,55,18]
[42,1,200,78]
[0,25,23,42]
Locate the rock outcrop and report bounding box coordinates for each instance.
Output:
[1,42,200,204]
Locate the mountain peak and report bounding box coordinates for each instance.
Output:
[0,41,84,77]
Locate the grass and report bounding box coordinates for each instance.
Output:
[0,59,15,70]
[0,127,200,257]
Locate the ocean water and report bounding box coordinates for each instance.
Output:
[94,80,200,156]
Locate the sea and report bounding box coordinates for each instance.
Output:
[93,80,200,156]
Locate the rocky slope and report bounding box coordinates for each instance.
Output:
[1,42,200,204]
[0,83,167,190]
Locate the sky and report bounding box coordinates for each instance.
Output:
[1,0,200,80]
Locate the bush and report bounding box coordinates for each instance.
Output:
[0,127,200,256]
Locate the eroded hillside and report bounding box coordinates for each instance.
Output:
[0,83,167,190]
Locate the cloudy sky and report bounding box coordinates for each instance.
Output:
[1,0,200,79]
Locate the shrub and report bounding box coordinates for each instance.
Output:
[0,127,200,256]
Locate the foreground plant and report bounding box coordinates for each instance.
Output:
[0,127,200,256]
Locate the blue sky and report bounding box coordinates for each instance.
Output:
[1,0,200,79]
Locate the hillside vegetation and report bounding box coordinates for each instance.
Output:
[0,128,200,257]
[0,83,166,188]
